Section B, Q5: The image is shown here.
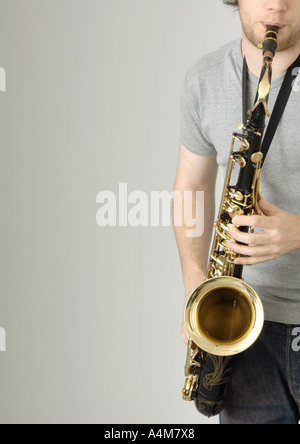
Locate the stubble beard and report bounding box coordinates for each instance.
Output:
[240,15,300,52]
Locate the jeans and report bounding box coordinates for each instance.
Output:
[220,321,300,424]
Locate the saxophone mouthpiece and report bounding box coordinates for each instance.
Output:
[262,25,279,62]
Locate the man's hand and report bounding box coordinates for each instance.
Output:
[227,198,300,266]
[182,291,193,345]
[181,275,206,345]
[181,308,190,345]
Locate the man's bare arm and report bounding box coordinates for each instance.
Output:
[173,143,218,343]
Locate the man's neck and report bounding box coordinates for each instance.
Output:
[241,32,300,81]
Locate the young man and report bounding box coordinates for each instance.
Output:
[174,0,300,424]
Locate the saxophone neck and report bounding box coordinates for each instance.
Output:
[247,26,279,129]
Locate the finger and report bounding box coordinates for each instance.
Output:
[258,198,278,216]
[229,227,267,245]
[234,254,277,266]
[227,242,272,258]
[181,322,189,345]
[232,214,270,229]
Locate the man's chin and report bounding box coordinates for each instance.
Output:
[244,26,298,52]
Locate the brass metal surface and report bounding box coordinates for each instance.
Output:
[185,277,264,357]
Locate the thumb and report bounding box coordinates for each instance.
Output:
[181,320,190,345]
[258,197,278,216]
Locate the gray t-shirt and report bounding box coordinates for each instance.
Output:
[181,38,300,325]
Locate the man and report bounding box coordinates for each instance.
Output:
[174,0,300,424]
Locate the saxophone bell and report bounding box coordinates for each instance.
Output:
[185,277,264,357]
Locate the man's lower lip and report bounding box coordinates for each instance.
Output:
[262,23,286,30]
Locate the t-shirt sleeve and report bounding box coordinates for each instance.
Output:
[180,73,216,156]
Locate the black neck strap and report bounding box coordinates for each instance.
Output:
[242,55,300,166]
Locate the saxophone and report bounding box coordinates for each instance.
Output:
[182,26,279,417]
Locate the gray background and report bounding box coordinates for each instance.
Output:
[0,0,240,424]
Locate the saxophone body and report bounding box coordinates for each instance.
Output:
[182,26,279,417]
